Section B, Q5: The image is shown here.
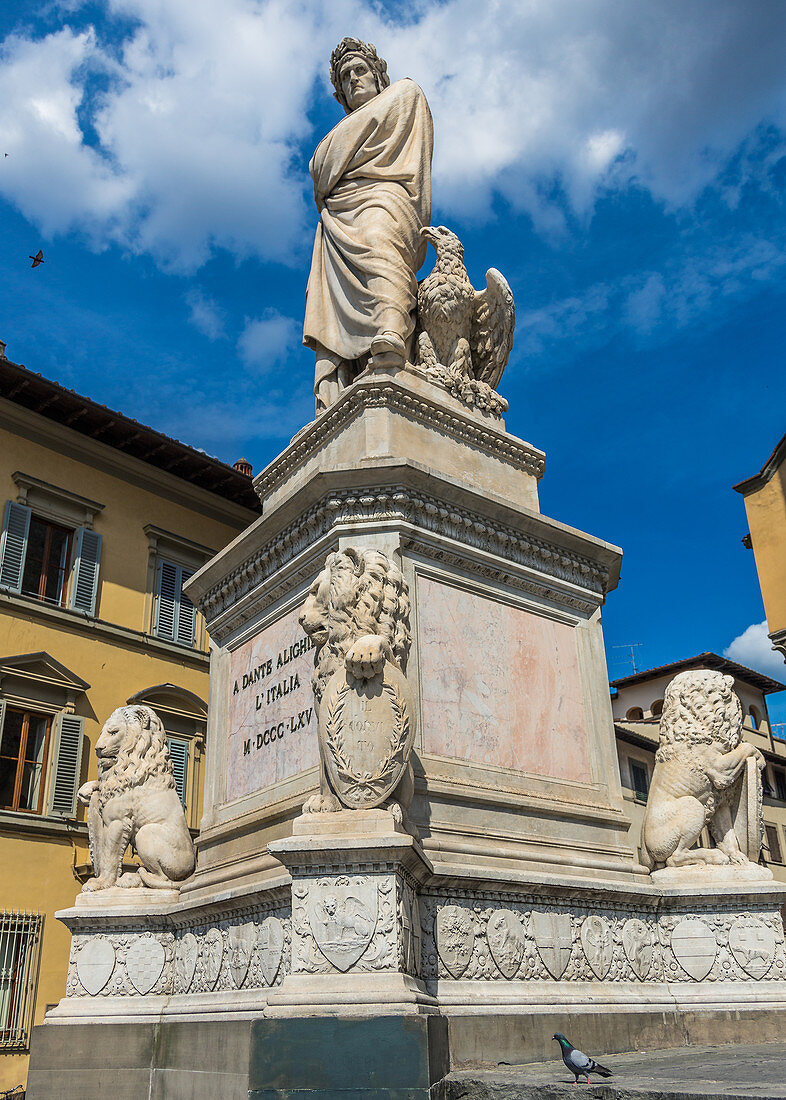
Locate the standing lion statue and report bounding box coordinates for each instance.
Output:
[641,670,765,872]
[78,705,196,891]
[298,547,413,820]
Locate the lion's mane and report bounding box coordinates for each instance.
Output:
[98,705,176,807]
[302,547,411,704]
[656,669,741,763]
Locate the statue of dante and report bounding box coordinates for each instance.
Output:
[304,38,433,413]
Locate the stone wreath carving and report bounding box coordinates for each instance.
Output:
[77,705,195,892]
[298,547,415,825]
[641,670,767,875]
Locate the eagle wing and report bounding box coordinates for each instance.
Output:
[470,268,515,389]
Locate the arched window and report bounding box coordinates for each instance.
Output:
[748,706,761,730]
[125,684,207,829]
[650,699,664,718]
[626,707,644,720]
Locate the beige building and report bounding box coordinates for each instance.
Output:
[0,345,258,1089]
[611,653,786,883]
[735,431,786,663]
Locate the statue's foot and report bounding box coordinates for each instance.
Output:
[370,331,406,363]
[118,871,143,888]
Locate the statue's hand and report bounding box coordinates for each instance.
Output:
[77,780,98,806]
[345,634,391,679]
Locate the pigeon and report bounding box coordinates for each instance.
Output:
[29,250,44,268]
[552,1033,613,1085]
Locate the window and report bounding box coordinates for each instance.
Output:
[0,910,43,1049]
[0,695,85,819]
[626,707,644,720]
[748,706,761,730]
[650,699,664,718]
[0,501,102,615]
[0,708,51,814]
[154,560,196,646]
[765,823,783,864]
[167,736,189,807]
[629,759,650,801]
[774,767,786,803]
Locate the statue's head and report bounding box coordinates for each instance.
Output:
[330,37,390,114]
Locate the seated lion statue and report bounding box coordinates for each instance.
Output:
[78,705,196,891]
[641,669,765,871]
[298,547,413,819]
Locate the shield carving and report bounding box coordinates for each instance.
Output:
[728,918,776,979]
[77,936,116,996]
[204,928,224,989]
[258,916,284,986]
[175,932,198,993]
[436,905,476,978]
[321,663,416,809]
[228,922,256,989]
[621,918,653,980]
[580,915,613,980]
[531,911,573,979]
[308,877,377,972]
[127,935,165,996]
[487,909,527,979]
[670,918,717,981]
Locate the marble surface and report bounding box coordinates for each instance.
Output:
[418,577,590,782]
[226,605,319,802]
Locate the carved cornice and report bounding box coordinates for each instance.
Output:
[198,485,610,643]
[253,378,546,502]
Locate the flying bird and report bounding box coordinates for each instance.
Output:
[416,224,515,389]
[553,1033,613,1085]
[29,250,44,268]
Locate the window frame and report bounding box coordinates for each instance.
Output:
[0,909,44,1051]
[0,705,53,815]
[764,822,783,864]
[144,525,215,651]
[20,514,74,608]
[628,757,650,802]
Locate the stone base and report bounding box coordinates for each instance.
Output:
[650,863,773,885]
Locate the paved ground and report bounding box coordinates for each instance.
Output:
[434,1043,786,1100]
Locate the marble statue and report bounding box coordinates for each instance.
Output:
[298,547,416,825]
[641,670,766,873]
[77,705,196,891]
[304,37,433,413]
[416,225,515,416]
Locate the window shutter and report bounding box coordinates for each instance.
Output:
[176,569,196,647]
[0,501,31,593]
[47,714,85,816]
[155,560,179,641]
[69,528,102,615]
[166,736,189,807]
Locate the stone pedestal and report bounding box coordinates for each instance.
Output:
[25,367,786,1100]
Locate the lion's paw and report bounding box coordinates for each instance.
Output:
[118,871,143,887]
[345,634,390,679]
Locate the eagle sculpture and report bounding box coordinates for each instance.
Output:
[415,225,515,414]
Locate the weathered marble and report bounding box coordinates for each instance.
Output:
[418,576,590,781]
[226,605,319,801]
[78,705,195,892]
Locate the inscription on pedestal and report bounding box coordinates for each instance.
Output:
[226,605,319,801]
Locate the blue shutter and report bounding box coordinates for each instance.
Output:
[166,736,189,807]
[47,714,85,816]
[0,501,31,593]
[176,569,196,647]
[70,528,102,615]
[155,560,178,641]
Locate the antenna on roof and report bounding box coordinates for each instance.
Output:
[611,643,644,675]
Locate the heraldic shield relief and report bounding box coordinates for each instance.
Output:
[321,662,416,809]
[308,876,378,971]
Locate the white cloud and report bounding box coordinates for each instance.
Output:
[237,310,299,370]
[185,288,225,340]
[2,1,786,266]
[725,621,786,683]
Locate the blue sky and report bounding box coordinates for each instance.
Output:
[2,0,786,722]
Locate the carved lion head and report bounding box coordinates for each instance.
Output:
[299,547,411,704]
[656,669,742,761]
[95,705,176,805]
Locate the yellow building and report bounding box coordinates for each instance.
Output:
[0,346,258,1090]
[611,653,786,887]
[734,430,786,666]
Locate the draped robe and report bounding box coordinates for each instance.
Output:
[303,78,433,375]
